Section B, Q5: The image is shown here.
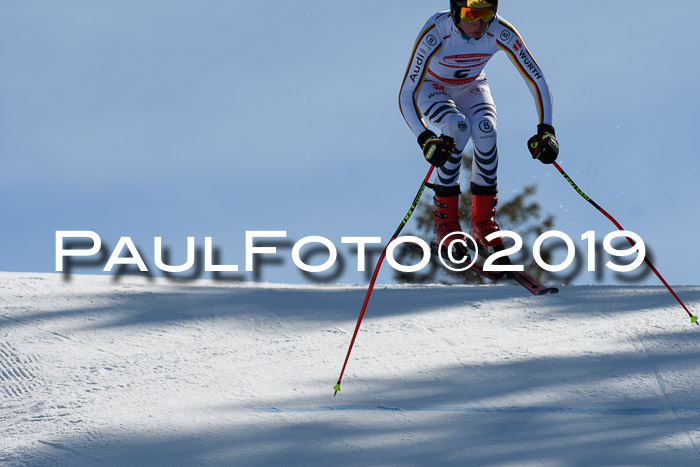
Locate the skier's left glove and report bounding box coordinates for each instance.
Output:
[527,124,559,164]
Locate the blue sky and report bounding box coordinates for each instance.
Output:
[1,1,698,286]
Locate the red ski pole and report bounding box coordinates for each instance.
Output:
[552,161,697,325]
[333,166,435,395]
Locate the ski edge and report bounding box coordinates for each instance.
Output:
[512,270,559,295]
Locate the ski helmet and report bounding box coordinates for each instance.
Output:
[451,0,498,24]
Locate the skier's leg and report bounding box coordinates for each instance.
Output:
[416,82,472,257]
[457,79,505,255]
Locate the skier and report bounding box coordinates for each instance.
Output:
[399,0,559,260]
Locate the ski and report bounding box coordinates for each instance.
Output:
[404,241,559,296]
[468,243,559,296]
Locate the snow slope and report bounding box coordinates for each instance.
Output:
[2,272,700,466]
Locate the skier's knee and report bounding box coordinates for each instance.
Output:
[444,115,470,151]
[475,115,497,140]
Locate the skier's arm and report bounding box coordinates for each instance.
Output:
[399,19,444,138]
[495,18,553,126]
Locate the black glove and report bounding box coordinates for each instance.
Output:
[527,123,559,164]
[417,130,456,168]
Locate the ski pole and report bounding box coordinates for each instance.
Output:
[552,161,697,325]
[333,166,435,396]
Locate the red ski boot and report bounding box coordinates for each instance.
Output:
[470,183,509,264]
[432,185,470,262]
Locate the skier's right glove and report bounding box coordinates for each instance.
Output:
[418,130,456,168]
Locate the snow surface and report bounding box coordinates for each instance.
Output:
[2,272,700,466]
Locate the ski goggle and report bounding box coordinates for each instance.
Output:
[456,7,496,23]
